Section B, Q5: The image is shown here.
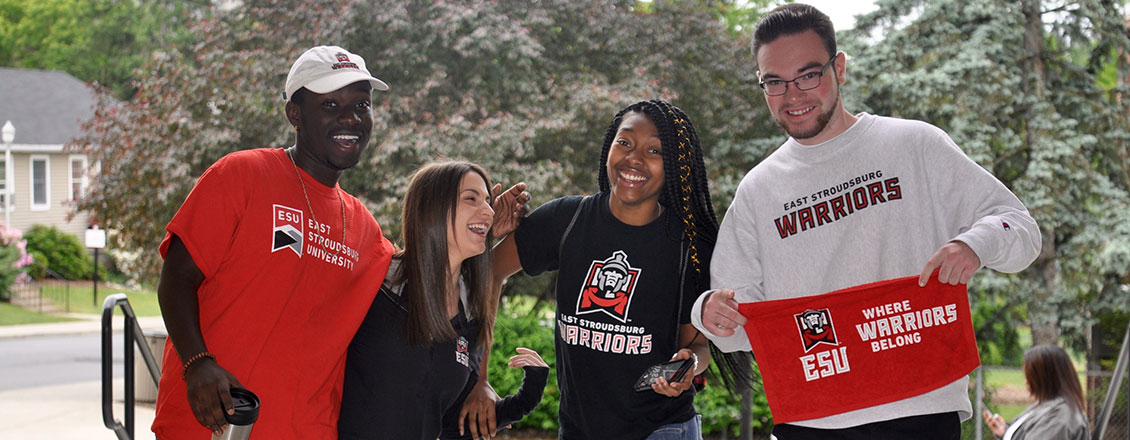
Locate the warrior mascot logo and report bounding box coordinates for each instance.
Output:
[795,309,838,352]
[576,250,641,323]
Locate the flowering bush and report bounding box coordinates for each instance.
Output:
[0,223,34,300]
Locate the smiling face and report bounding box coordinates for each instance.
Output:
[605,112,664,218]
[447,171,494,267]
[757,30,850,145]
[286,80,373,185]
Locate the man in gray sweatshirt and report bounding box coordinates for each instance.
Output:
[691,3,1041,439]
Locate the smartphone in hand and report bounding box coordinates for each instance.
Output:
[633,358,694,392]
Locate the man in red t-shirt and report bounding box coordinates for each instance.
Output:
[153,46,396,439]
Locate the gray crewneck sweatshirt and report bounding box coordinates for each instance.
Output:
[693,113,1040,429]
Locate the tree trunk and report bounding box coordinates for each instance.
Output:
[1022,0,1046,98]
[1022,0,1059,347]
[1030,230,1059,347]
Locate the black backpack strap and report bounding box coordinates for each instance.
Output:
[676,238,689,353]
[557,195,593,258]
[379,283,407,312]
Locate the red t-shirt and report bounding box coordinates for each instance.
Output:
[152,148,393,439]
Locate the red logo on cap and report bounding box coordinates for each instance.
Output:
[331,52,360,71]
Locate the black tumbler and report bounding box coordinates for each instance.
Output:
[210,387,260,440]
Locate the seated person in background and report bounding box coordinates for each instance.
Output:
[982,344,1088,440]
[441,347,550,440]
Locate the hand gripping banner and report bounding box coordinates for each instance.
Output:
[738,276,979,424]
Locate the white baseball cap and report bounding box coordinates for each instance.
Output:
[284,45,389,101]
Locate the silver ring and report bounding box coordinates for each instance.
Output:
[715,323,726,330]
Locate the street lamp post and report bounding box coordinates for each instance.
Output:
[1,120,13,229]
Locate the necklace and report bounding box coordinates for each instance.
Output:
[287,148,346,258]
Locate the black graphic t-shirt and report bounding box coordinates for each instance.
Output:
[339,263,480,440]
[514,193,703,440]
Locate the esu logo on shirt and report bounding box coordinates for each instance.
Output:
[455,336,469,367]
[271,204,304,256]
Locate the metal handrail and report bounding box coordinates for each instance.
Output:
[1093,322,1130,440]
[102,293,162,440]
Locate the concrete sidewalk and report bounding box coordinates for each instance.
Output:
[0,315,166,439]
[0,378,157,439]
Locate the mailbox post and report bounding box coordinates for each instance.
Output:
[86,225,106,306]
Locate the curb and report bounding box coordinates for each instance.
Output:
[0,314,166,339]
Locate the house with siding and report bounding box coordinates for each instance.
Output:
[0,67,98,239]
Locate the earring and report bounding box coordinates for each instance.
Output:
[294,126,300,133]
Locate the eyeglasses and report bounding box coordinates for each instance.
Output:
[758,56,837,96]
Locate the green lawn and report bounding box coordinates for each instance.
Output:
[2,281,162,321]
[0,302,80,325]
[994,403,1028,421]
[985,368,1027,388]
[984,363,1088,390]
[39,283,162,316]
[1,283,161,326]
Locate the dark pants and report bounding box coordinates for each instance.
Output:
[772,412,961,440]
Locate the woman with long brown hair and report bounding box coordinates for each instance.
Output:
[337,161,531,439]
[982,344,1088,440]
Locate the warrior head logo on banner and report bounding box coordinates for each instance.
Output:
[795,308,838,352]
[576,250,640,323]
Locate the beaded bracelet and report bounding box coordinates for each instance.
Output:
[181,352,216,379]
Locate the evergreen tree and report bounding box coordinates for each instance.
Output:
[843,0,1130,351]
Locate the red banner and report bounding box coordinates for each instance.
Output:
[738,276,979,424]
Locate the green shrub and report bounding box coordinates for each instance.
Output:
[488,294,559,431]
[23,225,92,280]
[91,251,124,283]
[26,250,47,279]
[0,242,22,300]
[696,364,773,437]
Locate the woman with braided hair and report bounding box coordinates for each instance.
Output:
[464,100,721,439]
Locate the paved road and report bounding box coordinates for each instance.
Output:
[0,333,124,391]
